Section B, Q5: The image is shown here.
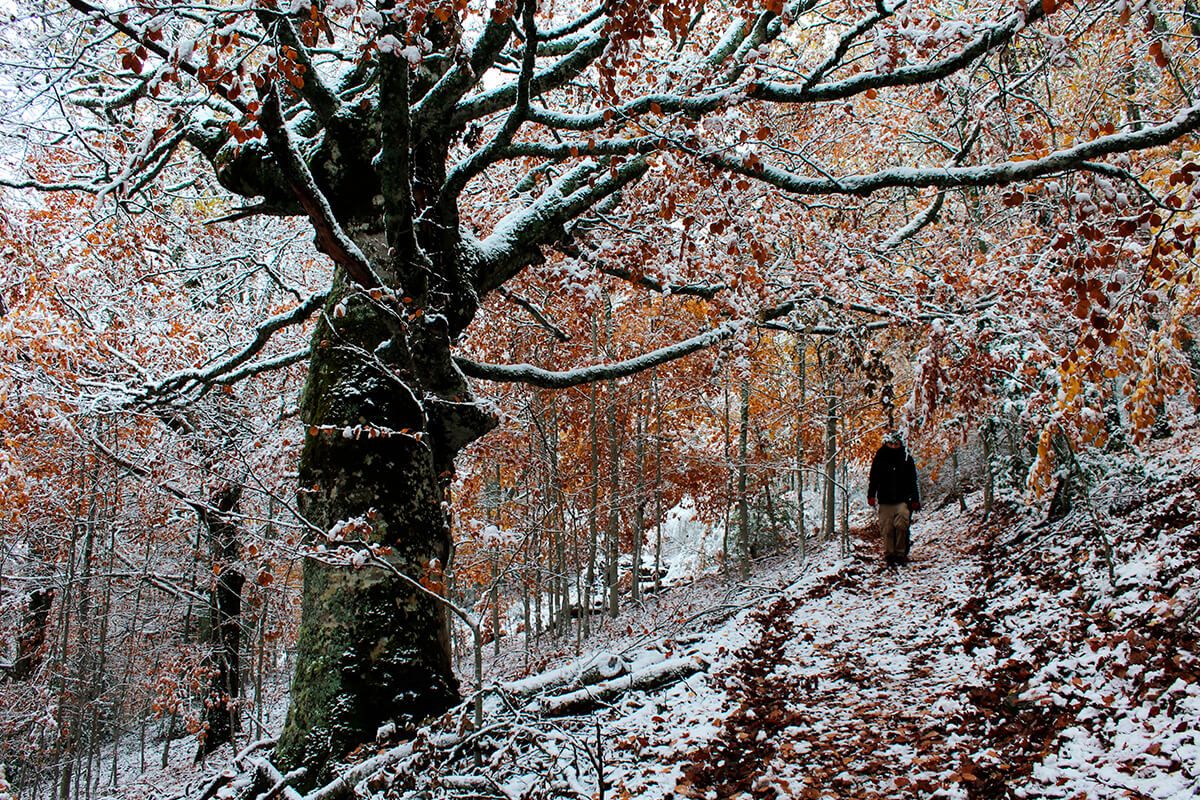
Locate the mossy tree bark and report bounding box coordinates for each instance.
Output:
[274,268,499,781]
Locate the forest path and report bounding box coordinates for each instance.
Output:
[670,506,1012,800]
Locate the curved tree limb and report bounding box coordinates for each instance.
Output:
[455,321,742,388]
[257,83,380,288]
[474,156,650,295]
[135,291,326,405]
[706,105,1200,197]
[496,286,570,342]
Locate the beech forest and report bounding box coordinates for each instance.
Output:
[1,1,1199,798]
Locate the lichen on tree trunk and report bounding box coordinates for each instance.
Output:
[276,283,478,784]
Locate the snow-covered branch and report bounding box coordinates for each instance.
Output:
[456,322,741,388]
[135,291,326,405]
[474,157,649,294]
[257,84,380,289]
[709,105,1200,198]
[450,33,607,127]
[759,3,1047,103]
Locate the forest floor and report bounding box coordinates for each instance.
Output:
[131,432,1200,800]
[410,431,1200,800]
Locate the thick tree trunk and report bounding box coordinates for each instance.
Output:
[276,285,493,784]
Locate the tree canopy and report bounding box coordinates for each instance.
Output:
[4,0,1200,787]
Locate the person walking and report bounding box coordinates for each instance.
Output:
[867,431,921,566]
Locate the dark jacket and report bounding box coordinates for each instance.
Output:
[868,445,920,507]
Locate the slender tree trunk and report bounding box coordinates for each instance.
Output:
[631,390,645,603]
[737,378,751,578]
[722,370,732,568]
[197,485,246,760]
[556,523,567,637]
[67,461,101,800]
[839,459,849,548]
[585,315,600,636]
[763,476,778,547]
[823,393,837,543]
[255,591,268,737]
[796,337,806,555]
[953,448,967,511]
[982,418,995,516]
[91,493,118,797]
[161,496,202,768]
[490,554,501,655]
[605,384,621,619]
[603,294,621,618]
[653,370,664,595]
[546,402,567,637]
[529,436,542,640]
[839,407,849,547]
[53,457,82,800]
[522,573,531,669]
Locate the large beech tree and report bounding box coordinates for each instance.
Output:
[6,0,1200,782]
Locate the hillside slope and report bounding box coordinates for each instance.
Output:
[178,434,1200,800]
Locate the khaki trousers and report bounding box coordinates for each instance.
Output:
[878,503,911,559]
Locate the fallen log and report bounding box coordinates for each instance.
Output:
[539,655,710,716]
[246,759,305,800]
[303,742,415,800]
[498,650,636,701]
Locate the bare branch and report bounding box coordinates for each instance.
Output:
[63,0,250,115]
[135,291,326,405]
[496,286,570,342]
[708,105,1200,198]
[800,3,905,91]
[456,322,741,388]
[257,82,380,288]
[440,0,540,206]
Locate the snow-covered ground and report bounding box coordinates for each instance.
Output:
[88,430,1200,800]
[360,431,1200,800]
